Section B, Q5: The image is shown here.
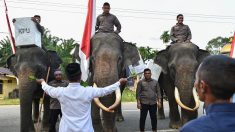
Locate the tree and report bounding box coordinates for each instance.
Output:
[206,36,232,54]
[160,31,170,44]
[138,46,157,62]
[0,37,12,67]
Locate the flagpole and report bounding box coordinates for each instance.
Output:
[230,32,235,58]
[4,0,16,54]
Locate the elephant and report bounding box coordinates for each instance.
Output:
[154,43,210,128]
[73,32,140,132]
[7,46,62,132]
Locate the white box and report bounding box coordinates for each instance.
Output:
[14,17,41,47]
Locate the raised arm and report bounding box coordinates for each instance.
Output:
[41,81,64,99]
[88,78,127,100]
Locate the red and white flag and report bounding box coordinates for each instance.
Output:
[79,0,96,81]
[230,32,235,58]
[4,0,16,54]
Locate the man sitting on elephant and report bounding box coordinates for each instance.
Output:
[96,2,121,34]
[170,14,192,44]
[36,63,127,132]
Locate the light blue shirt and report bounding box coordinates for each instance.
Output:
[233,93,235,103]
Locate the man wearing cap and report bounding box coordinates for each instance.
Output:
[48,69,68,132]
[36,63,127,132]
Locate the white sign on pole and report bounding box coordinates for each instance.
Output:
[146,60,162,81]
[14,17,41,47]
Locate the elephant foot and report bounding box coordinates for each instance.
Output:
[116,115,124,122]
[169,121,182,129]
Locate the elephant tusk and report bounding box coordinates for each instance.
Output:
[174,87,200,111]
[107,88,121,111]
[93,83,121,113]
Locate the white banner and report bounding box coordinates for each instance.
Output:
[14,17,41,47]
[146,60,162,81]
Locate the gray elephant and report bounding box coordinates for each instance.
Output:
[154,43,209,128]
[74,33,140,132]
[7,46,62,132]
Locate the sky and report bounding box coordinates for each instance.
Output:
[0,0,235,50]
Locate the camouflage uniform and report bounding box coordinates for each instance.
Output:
[170,23,192,43]
[96,13,121,34]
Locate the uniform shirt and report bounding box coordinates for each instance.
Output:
[136,78,162,105]
[96,13,121,33]
[180,103,235,132]
[41,81,120,132]
[170,23,192,43]
[48,80,68,109]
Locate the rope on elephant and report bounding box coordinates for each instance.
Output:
[36,66,51,132]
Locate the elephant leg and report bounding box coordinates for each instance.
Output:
[32,98,40,123]
[102,110,117,132]
[92,101,103,132]
[20,89,35,132]
[116,85,124,122]
[157,97,165,119]
[181,98,198,125]
[157,87,165,119]
[167,88,181,129]
[42,95,50,131]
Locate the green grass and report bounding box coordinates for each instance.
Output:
[0,99,20,105]
[122,88,136,102]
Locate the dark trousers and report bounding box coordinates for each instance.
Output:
[139,103,157,131]
[49,109,62,132]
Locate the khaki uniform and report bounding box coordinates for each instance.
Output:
[96,13,121,33]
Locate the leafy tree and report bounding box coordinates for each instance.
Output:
[160,31,170,44]
[0,37,12,67]
[206,36,232,54]
[138,46,157,62]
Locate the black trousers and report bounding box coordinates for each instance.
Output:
[49,109,62,132]
[139,103,157,131]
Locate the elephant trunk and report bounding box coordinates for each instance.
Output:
[93,83,121,113]
[174,67,199,111]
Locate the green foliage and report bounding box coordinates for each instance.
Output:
[42,29,77,74]
[206,36,232,55]
[0,99,20,105]
[122,88,136,102]
[0,37,12,67]
[138,46,157,62]
[160,30,170,44]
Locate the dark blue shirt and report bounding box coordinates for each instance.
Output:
[180,103,235,132]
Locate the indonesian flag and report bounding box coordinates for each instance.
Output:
[79,0,96,81]
[230,32,235,58]
[4,0,16,54]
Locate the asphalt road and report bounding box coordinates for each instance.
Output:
[0,102,204,132]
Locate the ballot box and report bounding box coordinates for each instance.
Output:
[14,17,41,47]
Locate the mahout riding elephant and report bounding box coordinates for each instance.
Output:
[74,32,140,132]
[7,46,62,132]
[154,43,210,128]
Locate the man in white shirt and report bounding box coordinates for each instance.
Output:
[36,63,127,132]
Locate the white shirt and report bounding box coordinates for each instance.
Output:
[41,81,120,132]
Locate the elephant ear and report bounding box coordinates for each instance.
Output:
[46,50,62,69]
[197,49,210,64]
[154,49,169,74]
[123,42,140,68]
[6,54,17,76]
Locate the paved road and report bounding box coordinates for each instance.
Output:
[0,102,204,132]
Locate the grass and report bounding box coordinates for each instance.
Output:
[0,99,20,105]
[122,88,136,102]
